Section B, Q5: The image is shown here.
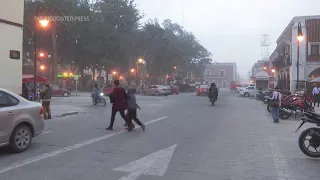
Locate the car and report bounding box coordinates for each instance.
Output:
[197,85,210,96]
[0,88,44,153]
[178,84,196,92]
[170,85,180,94]
[239,86,256,97]
[103,85,114,96]
[51,84,70,97]
[142,85,171,96]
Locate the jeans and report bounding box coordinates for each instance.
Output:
[271,107,279,121]
[109,110,131,128]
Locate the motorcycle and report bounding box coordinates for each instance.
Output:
[209,95,217,106]
[296,111,320,158]
[91,92,106,106]
[267,95,300,113]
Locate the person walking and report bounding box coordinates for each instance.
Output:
[312,85,320,107]
[40,83,52,119]
[126,88,145,131]
[270,86,281,123]
[106,80,133,131]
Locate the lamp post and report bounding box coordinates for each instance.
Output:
[296,22,304,91]
[33,5,49,100]
[136,58,143,88]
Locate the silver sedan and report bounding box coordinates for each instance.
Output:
[0,88,44,153]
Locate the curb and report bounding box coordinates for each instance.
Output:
[60,112,79,117]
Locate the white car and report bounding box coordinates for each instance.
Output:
[0,88,44,153]
[239,86,256,97]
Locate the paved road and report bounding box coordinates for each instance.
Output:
[0,90,320,180]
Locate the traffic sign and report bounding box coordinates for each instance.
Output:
[108,74,112,80]
[74,75,78,80]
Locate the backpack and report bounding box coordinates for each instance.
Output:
[270,92,280,107]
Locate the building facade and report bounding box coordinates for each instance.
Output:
[203,62,237,88]
[271,15,320,93]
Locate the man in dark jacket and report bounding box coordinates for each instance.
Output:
[209,83,218,100]
[40,83,52,119]
[106,80,133,131]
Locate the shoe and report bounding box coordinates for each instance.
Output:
[123,123,128,127]
[106,127,113,130]
[141,124,145,131]
[273,120,279,123]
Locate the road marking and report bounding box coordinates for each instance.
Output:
[268,137,296,180]
[41,131,52,134]
[114,144,177,180]
[0,116,168,174]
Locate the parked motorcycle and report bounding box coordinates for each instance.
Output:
[268,96,314,120]
[91,93,106,106]
[296,111,320,158]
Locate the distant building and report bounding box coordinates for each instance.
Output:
[270,15,320,92]
[203,62,237,88]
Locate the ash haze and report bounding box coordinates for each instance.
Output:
[134,0,320,81]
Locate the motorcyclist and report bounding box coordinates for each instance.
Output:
[93,84,101,103]
[209,83,218,101]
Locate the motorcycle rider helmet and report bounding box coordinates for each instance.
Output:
[211,83,216,87]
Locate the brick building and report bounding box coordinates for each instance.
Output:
[203,62,237,88]
[270,15,320,93]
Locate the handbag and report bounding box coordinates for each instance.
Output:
[270,92,280,107]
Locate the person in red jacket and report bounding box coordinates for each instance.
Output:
[106,80,133,131]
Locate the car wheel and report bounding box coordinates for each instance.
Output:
[63,92,69,97]
[244,92,249,97]
[155,91,159,96]
[9,124,33,153]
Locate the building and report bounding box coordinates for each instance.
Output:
[203,62,237,88]
[0,0,24,94]
[251,59,270,77]
[270,15,320,93]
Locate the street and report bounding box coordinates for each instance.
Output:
[0,90,320,180]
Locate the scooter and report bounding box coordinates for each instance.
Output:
[91,92,106,106]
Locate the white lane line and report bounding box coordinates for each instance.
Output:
[0,116,168,175]
[42,131,52,134]
[268,137,296,180]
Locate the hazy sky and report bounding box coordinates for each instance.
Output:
[134,0,320,79]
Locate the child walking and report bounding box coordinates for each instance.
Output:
[126,88,145,131]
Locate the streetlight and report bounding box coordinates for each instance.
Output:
[39,19,49,28]
[119,76,123,80]
[130,68,135,73]
[33,5,50,100]
[112,71,117,75]
[263,66,267,70]
[136,59,144,87]
[40,65,45,70]
[39,52,45,57]
[271,69,275,73]
[296,22,303,91]
[173,66,177,70]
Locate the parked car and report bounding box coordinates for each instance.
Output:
[239,86,256,97]
[197,85,210,96]
[142,85,171,96]
[51,84,70,97]
[103,85,114,96]
[0,88,44,153]
[178,84,196,92]
[170,85,180,94]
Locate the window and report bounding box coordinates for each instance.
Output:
[219,70,225,77]
[0,91,19,108]
[311,45,320,55]
[52,85,59,90]
[204,70,211,77]
[247,87,254,90]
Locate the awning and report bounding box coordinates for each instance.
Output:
[309,76,320,83]
[22,74,48,83]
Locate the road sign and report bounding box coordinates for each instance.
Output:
[108,74,112,80]
[114,144,177,180]
[74,75,78,80]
